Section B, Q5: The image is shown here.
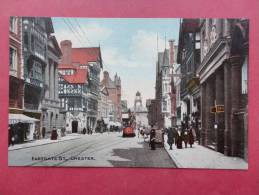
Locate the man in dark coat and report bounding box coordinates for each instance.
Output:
[189,125,196,148]
[167,128,174,150]
[149,126,156,150]
[175,128,183,149]
[182,128,189,148]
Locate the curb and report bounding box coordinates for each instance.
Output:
[8,137,81,151]
[164,146,182,168]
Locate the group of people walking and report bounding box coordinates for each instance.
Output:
[166,125,197,150]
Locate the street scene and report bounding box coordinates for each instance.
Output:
[8,17,248,169]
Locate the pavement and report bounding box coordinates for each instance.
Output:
[164,136,248,170]
[8,133,82,151]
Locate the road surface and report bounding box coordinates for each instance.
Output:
[9,132,176,168]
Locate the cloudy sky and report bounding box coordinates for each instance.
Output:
[52,17,180,107]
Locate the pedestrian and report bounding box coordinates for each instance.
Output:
[83,127,86,134]
[42,127,46,138]
[175,128,183,149]
[167,128,174,150]
[149,126,156,150]
[8,126,14,146]
[188,126,196,148]
[182,128,189,148]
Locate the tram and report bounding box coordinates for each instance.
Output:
[122,111,136,137]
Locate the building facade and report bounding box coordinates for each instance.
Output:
[60,40,103,130]
[58,64,88,133]
[198,19,248,159]
[9,16,23,114]
[22,17,64,138]
[101,71,122,122]
[41,35,64,138]
[97,85,109,122]
[177,19,201,128]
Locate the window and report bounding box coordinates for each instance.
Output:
[9,47,17,70]
[31,34,35,51]
[34,62,42,80]
[10,17,17,33]
[24,32,29,49]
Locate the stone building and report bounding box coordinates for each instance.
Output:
[177,19,201,128]
[198,19,248,160]
[41,35,64,137]
[22,17,64,138]
[100,71,122,122]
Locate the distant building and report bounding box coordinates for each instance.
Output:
[132,91,148,128]
[97,85,109,122]
[146,99,158,126]
[121,100,128,113]
[154,52,164,128]
[101,71,122,122]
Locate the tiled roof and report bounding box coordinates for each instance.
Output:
[59,64,88,84]
[71,47,101,65]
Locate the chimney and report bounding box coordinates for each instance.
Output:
[60,40,72,65]
[169,39,175,66]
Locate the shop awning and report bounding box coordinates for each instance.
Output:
[9,114,39,125]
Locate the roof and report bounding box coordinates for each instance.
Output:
[59,64,88,84]
[59,64,77,69]
[71,47,102,67]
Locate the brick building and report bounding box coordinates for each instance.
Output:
[100,71,122,122]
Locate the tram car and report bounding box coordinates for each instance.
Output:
[122,112,136,137]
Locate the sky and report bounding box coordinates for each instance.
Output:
[52,17,180,107]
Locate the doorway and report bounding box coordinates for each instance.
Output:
[72,121,78,133]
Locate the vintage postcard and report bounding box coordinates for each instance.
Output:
[8,17,248,169]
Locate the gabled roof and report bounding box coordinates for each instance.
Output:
[71,47,103,68]
[58,64,88,84]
